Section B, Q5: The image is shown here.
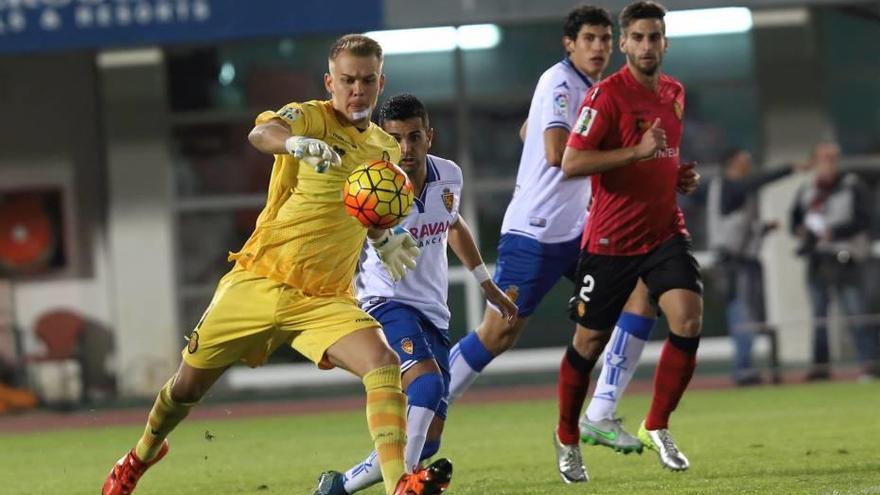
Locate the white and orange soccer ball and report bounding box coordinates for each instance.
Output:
[343,160,414,229]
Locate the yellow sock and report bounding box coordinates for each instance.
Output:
[135,377,196,462]
[363,364,407,495]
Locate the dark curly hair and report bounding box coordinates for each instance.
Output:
[563,5,613,40]
[378,94,429,128]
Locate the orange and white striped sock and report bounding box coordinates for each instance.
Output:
[362,365,407,495]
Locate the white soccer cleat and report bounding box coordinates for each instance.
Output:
[552,431,589,483]
[638,420,690,471]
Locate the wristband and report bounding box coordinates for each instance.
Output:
[369,229,391,248]
[284,136,299,155]
[470,263,491,284]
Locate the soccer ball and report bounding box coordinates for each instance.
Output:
[343,160,414,229]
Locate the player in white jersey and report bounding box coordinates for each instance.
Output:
[500,57,594,244]
[313,94,517,495]
[443,5,691,483]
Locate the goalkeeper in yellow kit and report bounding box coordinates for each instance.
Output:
[102,34,452,495]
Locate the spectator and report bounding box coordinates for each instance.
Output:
[791,142,878,381]
[708,149,800,385]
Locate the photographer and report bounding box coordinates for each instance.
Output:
[790,142,877,381]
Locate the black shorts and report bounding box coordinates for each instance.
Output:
[570,235,703,330]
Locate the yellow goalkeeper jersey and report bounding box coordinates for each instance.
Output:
[229,100,401,296]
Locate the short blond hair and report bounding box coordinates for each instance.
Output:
[328,34,383,61]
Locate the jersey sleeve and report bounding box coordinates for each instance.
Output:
[539,71,575,132]
[449,164,463,224]
[566,86,615,151]
[254,101,327,138]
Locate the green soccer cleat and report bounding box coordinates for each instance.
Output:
[579,416,643,454]
[638,420,690,471]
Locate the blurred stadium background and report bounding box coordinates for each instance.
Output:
[0,0,879,485]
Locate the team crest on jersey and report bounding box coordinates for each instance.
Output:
[577,301,586,317]
[278,106,301,122]
[575,106,597,136]
[442,188,455,213]
[186,330,199,354]
[635,118,646,132]
[401,338,414,355]
[673,102,683,121]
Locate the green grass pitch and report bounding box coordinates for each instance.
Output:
[1,381,878,494]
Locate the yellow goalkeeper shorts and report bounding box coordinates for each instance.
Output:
[181,267,379,370]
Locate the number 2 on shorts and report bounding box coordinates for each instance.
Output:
[579,274,595,302]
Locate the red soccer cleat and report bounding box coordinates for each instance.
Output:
[101,440,169,495]
[393,458,453,495]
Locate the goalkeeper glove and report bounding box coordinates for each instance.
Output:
[284,136,341,173]
[370,226,420,282]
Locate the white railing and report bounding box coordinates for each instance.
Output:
[225,335,767,391]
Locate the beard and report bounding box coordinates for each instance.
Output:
[399,159,419,175]
[628,53,661,76]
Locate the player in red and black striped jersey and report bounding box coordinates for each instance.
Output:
[559,1,702,472]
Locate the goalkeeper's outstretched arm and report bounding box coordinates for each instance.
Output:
[248,117,292,155]
[248,117,341,173]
